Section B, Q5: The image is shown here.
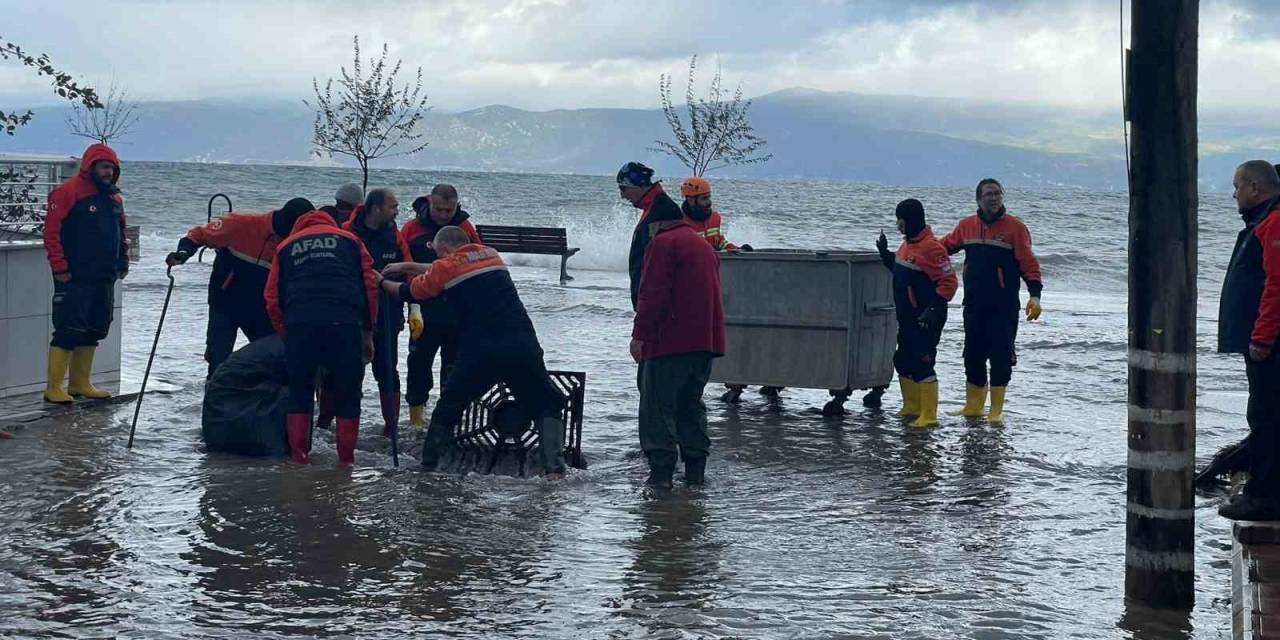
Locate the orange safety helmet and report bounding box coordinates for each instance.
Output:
[680,176,712,198]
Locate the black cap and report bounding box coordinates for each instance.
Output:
[617,162,655,188]
[272,197,316,237]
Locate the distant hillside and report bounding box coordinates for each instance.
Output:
[2,89,1276,191]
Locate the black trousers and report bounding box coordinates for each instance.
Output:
[637,352,714,469]
[406,322,459,406]
[962,305,1019,387]
[1245,353,1280,497]
[428,338,564,429]
[894,309,947,383]
[285,323,365,419]
[206,303,275,378]
[51,279,114,349]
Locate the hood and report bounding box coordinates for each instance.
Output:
[1242,195,1280,225]
[289,210,339,235]
[681,200,713,222]
[635,183,666,211]
[79,143,120,185]
[271,197,317,237]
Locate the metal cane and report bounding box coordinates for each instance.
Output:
[198,194,232,263]
[128,266,175,449]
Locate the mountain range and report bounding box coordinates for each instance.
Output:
[3,88,1277,191]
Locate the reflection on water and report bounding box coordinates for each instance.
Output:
[0,163,1248,638]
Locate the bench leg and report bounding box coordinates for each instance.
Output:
[560,254,574,284]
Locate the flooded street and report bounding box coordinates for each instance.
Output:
[0,163,1247,638]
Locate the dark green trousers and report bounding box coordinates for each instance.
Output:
[637,352,713,469]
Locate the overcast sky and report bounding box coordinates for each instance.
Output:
[1,0,1277,113]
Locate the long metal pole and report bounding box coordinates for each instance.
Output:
[128,266,176,449]
[1124,0,1199,609]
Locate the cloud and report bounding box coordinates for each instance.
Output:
[0,0,1276,113]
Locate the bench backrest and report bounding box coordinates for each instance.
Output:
[477,224,571,254]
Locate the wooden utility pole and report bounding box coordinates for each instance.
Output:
[1125,0,1198,609]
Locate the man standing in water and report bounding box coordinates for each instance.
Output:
[619,162,684,309]
[382,226,568,479]
[876,199,958,427]
[940,178,1043,426]
[42,143,129,403]
[1219,160,1280,520]
[167,197,315,377]
[399,185,482,426]
[266,209,380,466]
[631,212,725,488]
[339,188,411,437]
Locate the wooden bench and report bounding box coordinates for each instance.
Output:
[475,225,580,284]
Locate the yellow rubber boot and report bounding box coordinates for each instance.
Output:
[988,386,1007,427]
[947,383,987,418]
[408,405,426,427]
[44,346,74,404]
[68,346,111,399]
[896,377,920,417]
[910,381,940,428]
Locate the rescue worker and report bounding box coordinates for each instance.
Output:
[940,178,1043,426]
[167,197,315,377]
[265,209,380,466]
[876,199,958,427]
[620,162,684,309]
[679,176,752,253]
[320,183,364,226]
[631,213,725,488]
[399,184,482,425]
[42,143,129,403]
[381,226,568,479]
[1218,160,1280,520]
[341,188,412,437]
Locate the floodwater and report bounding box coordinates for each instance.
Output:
[0,162,1249,638]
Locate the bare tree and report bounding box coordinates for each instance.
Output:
[0,37,101,135]
[307,36,431,190]
[66,80,141,145]
[650,55,771,177]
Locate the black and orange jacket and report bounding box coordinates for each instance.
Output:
[265,212,379,337]
[399,206,482,264]
[395,243,537,348]
[881,227,958,324]
[627,184,684,309]
[685,210,739,252]
[177,211,278,313]
[43,143,128,280]
[939,210,1042,309]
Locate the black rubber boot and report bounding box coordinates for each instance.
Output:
[1219,494,1280,521]
[421,422,451,471]
[537,417,567,476]
[684,457,706,485]
[646,464,674,490]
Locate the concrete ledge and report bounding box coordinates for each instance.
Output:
[1232,520,1280,639]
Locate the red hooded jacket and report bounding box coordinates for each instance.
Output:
[43,143,128,279]
[632,221,726,360]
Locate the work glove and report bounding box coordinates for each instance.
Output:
[739,244,754,252]
[166,250,191,266]
[875,231,889,254]
[1025,297,1042,321]
[408,304,424,340]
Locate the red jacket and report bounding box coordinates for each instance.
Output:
[43,143,128,278]
[265,211,379,337]
[685,210,738,252]
[632,221,725,360]
[1254,212,1280,347]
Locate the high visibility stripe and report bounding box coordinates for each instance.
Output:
[895,258,923,272]
[445,264,507,289]
[227,247,272,269]
[704,227,720,235]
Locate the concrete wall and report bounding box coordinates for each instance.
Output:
[0,240,122,397]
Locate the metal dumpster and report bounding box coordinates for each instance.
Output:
[711,249,896,414]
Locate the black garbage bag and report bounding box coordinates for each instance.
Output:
[201,335,289,457]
